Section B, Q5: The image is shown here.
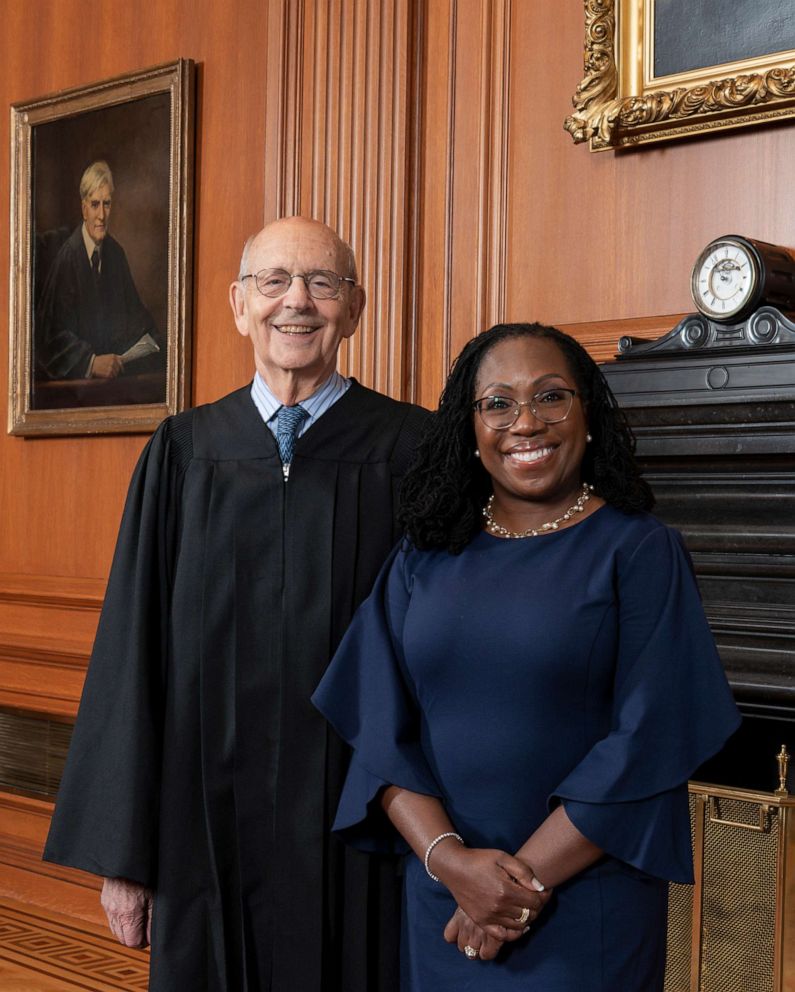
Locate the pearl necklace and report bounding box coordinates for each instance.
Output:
[483,483,593,539]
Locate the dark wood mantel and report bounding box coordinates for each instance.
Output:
[601,309,795,790]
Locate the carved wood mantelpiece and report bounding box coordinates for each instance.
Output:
[600,322,795,720]
[618,307,795,359]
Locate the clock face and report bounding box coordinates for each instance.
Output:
[691,239,758,320]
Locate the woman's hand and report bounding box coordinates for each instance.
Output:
[431,844,550,934]
[443,906,505,961]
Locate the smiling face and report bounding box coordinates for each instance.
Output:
[229,217,365,403]
[473,335,589,530]
[81,182,112,244]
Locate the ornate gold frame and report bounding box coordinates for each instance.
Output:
[565,0,795,151]
[8,60,195,436]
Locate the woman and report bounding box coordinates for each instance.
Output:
[313,323,740,990]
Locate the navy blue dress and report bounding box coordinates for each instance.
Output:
[313,507,741,991]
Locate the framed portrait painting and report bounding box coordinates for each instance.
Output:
[566,1,795,151]
[8,59,195,435]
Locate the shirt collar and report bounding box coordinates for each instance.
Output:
[81,223,100,261]
[250,370,346,426]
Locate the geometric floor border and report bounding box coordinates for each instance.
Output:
[0,898,149,991]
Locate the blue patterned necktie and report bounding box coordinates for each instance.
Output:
[276,404,308,474]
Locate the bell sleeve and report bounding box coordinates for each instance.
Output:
[43,419,181,887]
[312,544,441,853]
[550,523,741,883]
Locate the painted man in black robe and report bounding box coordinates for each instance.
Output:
[36,160,160,380]
[44,216,429,991]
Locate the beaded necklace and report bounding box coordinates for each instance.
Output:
[483,483,593,539]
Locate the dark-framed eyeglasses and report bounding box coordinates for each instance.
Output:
[472,388,578,429]
[240,268,356,300]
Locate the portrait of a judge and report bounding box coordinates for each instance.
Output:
[34,160,163,397]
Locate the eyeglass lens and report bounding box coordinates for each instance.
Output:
[476,389,574,428]
[254,269,343,299]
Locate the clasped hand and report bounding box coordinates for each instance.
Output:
[430,846,551,960]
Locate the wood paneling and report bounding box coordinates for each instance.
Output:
[414,0,515,406]
[0,794,103,924]
[264,0,421,397]
[0,6,273,945]
[412,1,795,407]
[0,576,99,716]
[4,0,795,952]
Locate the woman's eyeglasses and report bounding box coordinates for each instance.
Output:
[472,388,577,429]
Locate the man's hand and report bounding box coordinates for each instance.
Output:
[100,877,153,948]
[91,353,124,378]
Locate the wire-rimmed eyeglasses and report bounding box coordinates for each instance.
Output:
[472,388,578,429]
[240,268,356,300]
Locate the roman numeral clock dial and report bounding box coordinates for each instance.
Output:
[690,235,795,324]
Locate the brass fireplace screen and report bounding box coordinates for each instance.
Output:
[664,769,794,992]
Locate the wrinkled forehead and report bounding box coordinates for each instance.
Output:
[248,226,346,274]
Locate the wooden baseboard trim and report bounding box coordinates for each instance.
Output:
[0,574,104,612]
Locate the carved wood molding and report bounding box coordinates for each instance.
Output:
[0,790,54,819]
[0,635,88,716]
[557,313,688,363]
[0,632,90,669]
[265,0,421,400]
[0,837,95,892]
[0,575,99,717]
[0,573,104,612]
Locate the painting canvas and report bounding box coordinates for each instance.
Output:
[9,60,194,435]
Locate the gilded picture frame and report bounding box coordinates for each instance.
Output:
[565,0,795,151]
[8,59,195,436]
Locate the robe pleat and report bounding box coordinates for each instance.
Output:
[45,381,428,992]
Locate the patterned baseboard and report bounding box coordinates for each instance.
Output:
[0,898,149,991]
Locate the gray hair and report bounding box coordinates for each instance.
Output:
[80,161,114,200]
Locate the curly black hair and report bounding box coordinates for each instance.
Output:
[399,322,654,554]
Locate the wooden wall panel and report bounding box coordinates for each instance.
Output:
[264,0,420,397]
[413,1,795,407]
[0,0,271,917]
[4,0,795,932]
[0,795,104,925]
[0,1,270,719]
[415,0,514,407]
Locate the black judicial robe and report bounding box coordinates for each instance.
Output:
[44,382,429,992]
[36,226,159,379]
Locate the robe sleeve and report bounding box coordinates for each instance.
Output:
[550,524,741,883]
[312,544,441,853]
[36,242,94,379]
[43,419,181,886]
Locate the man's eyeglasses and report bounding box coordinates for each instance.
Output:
[472,388,578,429]
[241,268,356,300]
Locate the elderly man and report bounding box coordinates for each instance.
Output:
[44,217,428,992]
[36,160,160,380]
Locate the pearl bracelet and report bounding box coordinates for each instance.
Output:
[424,831,464,882]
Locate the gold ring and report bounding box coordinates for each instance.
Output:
[464,945,478,960]
[516,906,531,925]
